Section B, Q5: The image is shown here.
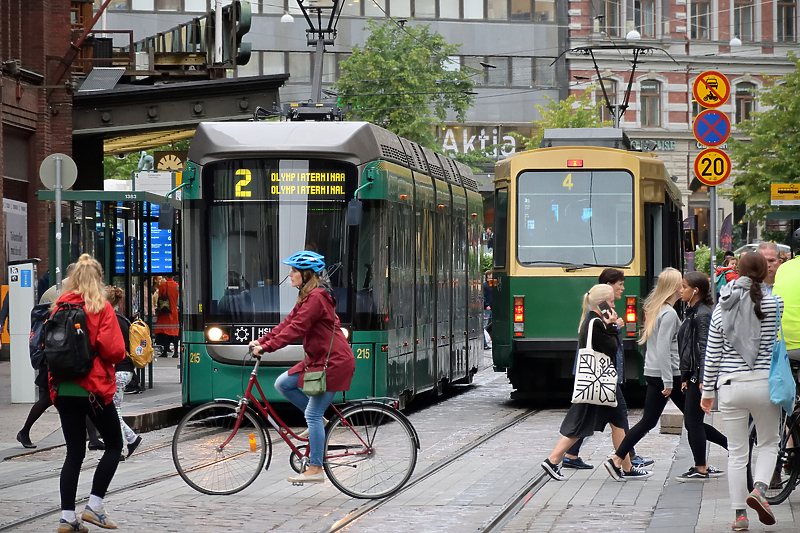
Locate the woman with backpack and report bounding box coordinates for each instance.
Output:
[675,272,728,482]
[249,251,355,485]
[106,287,143,463]
[49,254,126,532]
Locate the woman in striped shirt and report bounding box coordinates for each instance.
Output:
[701,252,784,531]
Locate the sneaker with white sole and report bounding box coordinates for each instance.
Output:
[57,519,88,533]
[707,465,725,478]
[541,458,566,481]
[676,467,710,482]
[746,489,776,525]
[622,466,653,480]
[82,505,117,529]
[604,457,623,481]
[630,456,654,468]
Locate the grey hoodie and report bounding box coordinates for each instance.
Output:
[643,305,681,386]
[718,276,764,369]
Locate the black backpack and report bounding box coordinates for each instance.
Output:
[29,303,52,370]
[44,302,96,381]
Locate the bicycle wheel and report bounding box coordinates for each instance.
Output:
[323,403,417,499]
[748,415,800,505]
[173,402,272,495]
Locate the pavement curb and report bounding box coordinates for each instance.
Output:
[123,404,187,433]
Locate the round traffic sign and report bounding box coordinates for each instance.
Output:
[694,148,732,186]
[693,109,731,147]
[692,71,731,109]
[39,153,78,190]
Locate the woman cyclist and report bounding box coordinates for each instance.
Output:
[250,251,355,484]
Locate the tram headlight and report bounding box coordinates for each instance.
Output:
[340,327,350,340]
[207,327,226,342]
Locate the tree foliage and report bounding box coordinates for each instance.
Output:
[511,89,612,150]
[335,19,474,150]
[725,52,800,222]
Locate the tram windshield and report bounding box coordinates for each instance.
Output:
[204,159,356,323]
[516,170,633,266]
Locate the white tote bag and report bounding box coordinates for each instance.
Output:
[571,318,618,407]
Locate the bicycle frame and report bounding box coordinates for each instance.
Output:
[218,353,374,465]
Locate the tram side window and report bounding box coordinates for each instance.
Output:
[494,187,508,268]
[354,202,388,330]
[516,170,633,266]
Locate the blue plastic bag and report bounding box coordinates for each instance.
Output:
[769,297,795,414]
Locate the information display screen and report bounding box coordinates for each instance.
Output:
[208,159,355,202]
[115,223,173,274]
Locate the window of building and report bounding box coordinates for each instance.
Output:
[414,0,436,17]
[464,0,484,18]
[365,0,387,16]
[236,52,261,77]
[534,57,555,86]
[635,0,656,37]
[534,0,555,21]
[131,0,155,10]
[185,0,207,12]
[340,0,361,16]
[692,100,702,120]
[440,0,460,18]
[640,79,660,127]
[691,1,710,39]
[596,79,617,122]
[511,0,532,20]
[512,57,532,87]
[392,0,412,16]
[487,0,508,20]
[464,56,487,86]
[734,1,754,41]
[487,57,509,86]
[600,0,621,37]
[735,82,755,123]
[263,52,286,75]
[778,0,796,41]
[289,52,311,83]
[155,0,180,10]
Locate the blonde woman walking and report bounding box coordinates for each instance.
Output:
[605,267,683,480]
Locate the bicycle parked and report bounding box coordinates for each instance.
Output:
[172,347,420,499]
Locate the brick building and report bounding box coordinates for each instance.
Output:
[566,0,798,245]
[1,1,79,284]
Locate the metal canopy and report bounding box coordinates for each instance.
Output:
[36,189,182,208]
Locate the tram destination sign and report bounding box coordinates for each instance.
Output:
[212,163,353,202]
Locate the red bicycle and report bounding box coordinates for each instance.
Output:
[172,347,420,499]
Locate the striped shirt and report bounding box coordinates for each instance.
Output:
[701,293,783,398]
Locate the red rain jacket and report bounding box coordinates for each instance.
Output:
[256,288,355,392]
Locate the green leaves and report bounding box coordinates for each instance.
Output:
[334,20,475,149]
[725,52,800,222]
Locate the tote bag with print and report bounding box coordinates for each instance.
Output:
[571,318,618,407]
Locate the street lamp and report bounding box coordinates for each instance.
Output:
[626,29,641,41]
[729,36,742,47]
[293,0,344,103]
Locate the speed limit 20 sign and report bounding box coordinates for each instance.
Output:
[694,148,732,186]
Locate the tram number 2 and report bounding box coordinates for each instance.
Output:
[189,352,201,364]
[235,169,252,197]
[700,156,725,177]
[356,348,371,359]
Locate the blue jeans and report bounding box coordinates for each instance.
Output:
[274,371,335,467]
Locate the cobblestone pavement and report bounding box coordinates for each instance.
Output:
[2,351,799,532]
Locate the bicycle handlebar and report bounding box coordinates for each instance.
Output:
[248,344,261,360]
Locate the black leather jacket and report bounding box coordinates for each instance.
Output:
[678,301,712,383]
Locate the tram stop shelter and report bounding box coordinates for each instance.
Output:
[35,189,182,389]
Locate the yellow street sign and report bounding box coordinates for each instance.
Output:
[692,71,731,109]
[771,183,800,205]
[694,148,732,186]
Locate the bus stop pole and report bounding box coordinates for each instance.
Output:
[710,186,718,301]
[55,155,63,291]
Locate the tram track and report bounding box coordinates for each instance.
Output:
[318,407,544,533]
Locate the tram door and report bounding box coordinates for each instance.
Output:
[433,178,452,388]
[414,174,436,393]
[450,185,468,381]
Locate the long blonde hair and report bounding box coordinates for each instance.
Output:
[639,267,682,344]
[578,284,614,331]
[58,254,107,314]
[297,270,321,303]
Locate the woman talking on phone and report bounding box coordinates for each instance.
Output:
[249,251,355,484]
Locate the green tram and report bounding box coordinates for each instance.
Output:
[491,129,683,400]
[180,121,483,408]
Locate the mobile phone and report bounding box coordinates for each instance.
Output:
[598,301,613,320]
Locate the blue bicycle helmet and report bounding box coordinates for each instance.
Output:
[283,251,326,273]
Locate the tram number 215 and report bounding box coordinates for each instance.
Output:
[356,348,371,359]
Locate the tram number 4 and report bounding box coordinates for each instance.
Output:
[189,352,201,364]
[356,348,371,359]
[562,173,573,190]
[700,156,725,177]
[235,169,252,197]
